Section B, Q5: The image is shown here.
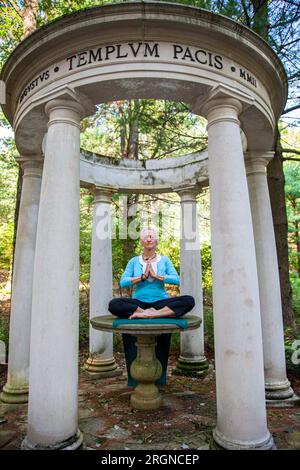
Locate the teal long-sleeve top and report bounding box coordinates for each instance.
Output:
[120,254,180,302]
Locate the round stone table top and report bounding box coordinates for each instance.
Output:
[90,315,201,335]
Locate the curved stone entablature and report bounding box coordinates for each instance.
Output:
[80,149,209,193]
[1,2,287,156]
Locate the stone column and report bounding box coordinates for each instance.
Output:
[84,186,121,378]
[1,157,43,404]
[203,96,273,450]
[245,152,295,403]
[174,186,208,376]
[22,98,84,450]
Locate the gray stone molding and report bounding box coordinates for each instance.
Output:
[80,150,208,193]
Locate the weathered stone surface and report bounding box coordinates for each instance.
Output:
[287,431,300,449]
[0,430,17,448]
[105,425,132,439]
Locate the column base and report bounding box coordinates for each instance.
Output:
[213,427,275,450]
[266,393,300,408]
[265,379,295,401]
[173,355,209,378]
[21,429,83,450]
[131,384,163,411]
[0,383,28,404]
[84,355,122,379]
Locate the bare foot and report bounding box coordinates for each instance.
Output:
[134,306,145,314]
[129,308,156,319]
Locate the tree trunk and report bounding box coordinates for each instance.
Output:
[23,0,39,37]
[295,218,300,277]
[251,0,294,328]
[127,100,139,160]
[267,127,295,327]
[118,103,127,158]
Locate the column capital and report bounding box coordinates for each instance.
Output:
[204,97,243,129]
[173,184,202,202]
[193,84,254,121]
[93,185,118,204]
[45,98,85,130]
[15,155,43,178]
[245,151,274,176]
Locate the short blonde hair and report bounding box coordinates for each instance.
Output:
[140,225,159,241]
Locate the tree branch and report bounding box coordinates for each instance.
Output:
[6,0,23,17]
[241,0,252,27]
[282,104,300,115]
[282,148,300,155]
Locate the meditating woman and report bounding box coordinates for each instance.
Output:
[108,226,195,386]
[108,226,195,319]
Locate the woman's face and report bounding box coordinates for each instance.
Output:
[140,230,158,250]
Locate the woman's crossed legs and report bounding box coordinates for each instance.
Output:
[108,295,195,319]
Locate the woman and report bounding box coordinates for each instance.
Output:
[108,226,195,386]
[108,226,195,319]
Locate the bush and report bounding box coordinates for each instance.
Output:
[79,293,89,347]
[0,314,9,349]
[170,306,214,353]
[291,275,300,323]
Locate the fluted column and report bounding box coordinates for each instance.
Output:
[245,152,295,403]
[84,186,121,378]
[1,157,43,404]
[22,98,85,450]
[174,186,208,376]
[203,96,273,450]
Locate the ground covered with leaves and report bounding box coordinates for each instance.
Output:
[0,347,300,451]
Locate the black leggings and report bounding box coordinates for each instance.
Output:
[108,295,195,386]
[108,295,195,318]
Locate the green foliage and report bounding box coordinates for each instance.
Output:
[284,162,300,277]
[81,100,207,159]
[203,305,214,352]
[291,276,300,321]
[80,189,93,284]
[79,292,90,346]
[0,114,18,270]
[0,312,9,346]
[0,222,14,269]
[201,243,212,289]
[0,6,23,65]
[170,306,214,352]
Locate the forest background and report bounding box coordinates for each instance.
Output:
[0,0,299,367]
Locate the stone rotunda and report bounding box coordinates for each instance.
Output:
[0,2,295,450]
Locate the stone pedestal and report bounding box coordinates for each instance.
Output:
[245,153,295,404]
[84,187,121,378]
[130,335,163,411]
[1,158,42,404]
[174,187,208,377]
[203,96,273,450]
[23,98,85,450]
[90,315,201,411]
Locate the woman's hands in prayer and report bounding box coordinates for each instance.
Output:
[144,262,151,278]
[143,262,164,282]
